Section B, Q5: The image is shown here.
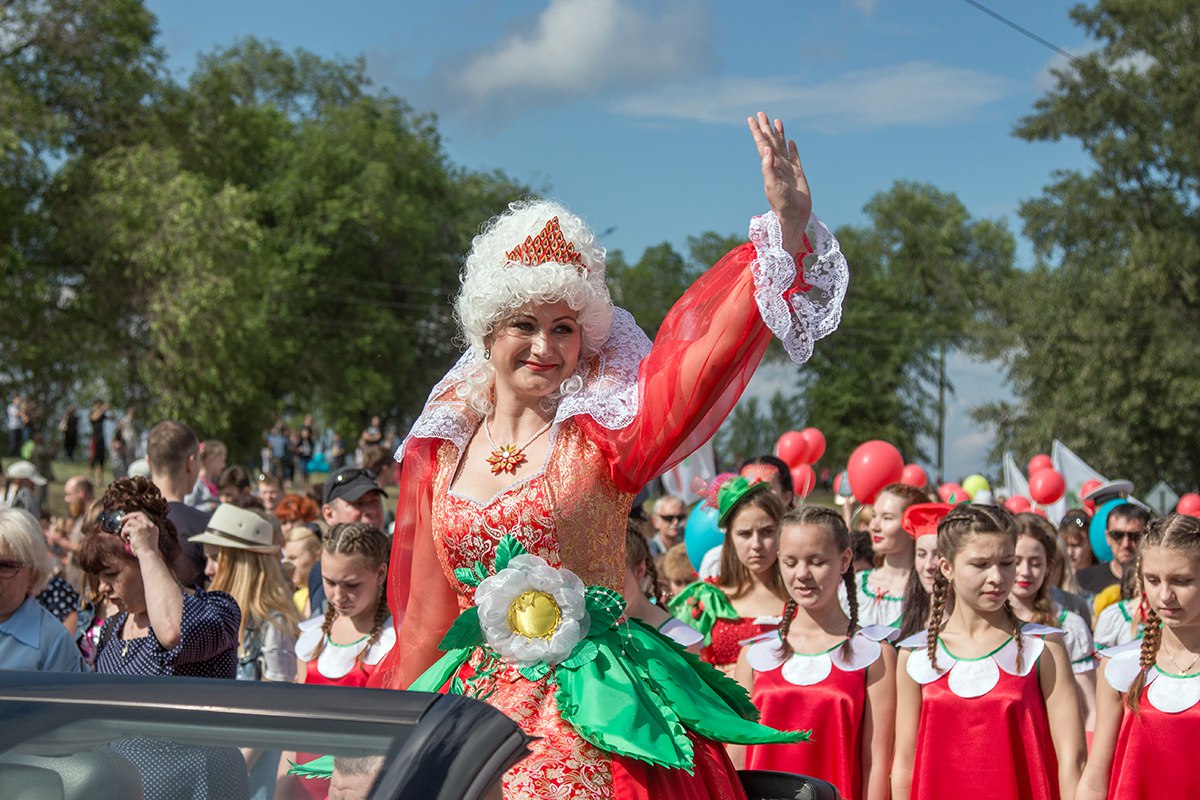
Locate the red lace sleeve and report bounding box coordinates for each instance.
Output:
[369,438,459,690]
[577,242,791,492]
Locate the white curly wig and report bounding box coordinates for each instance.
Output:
[454,199,615,413]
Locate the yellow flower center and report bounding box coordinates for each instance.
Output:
[506,589,562,640]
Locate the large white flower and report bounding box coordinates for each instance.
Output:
[475,554,590,667]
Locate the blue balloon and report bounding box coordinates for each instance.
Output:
[684,502,724,571]
[1089,498,1128,563]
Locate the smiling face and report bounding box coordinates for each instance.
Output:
[488,301,581,403]
[942,533,1016,614]
[729,504,780,577]
[914,533,939,594]
[869,491,912,557]
[1011,534,1049,603]
[1141,546,1200,630]
[778,522,851,610]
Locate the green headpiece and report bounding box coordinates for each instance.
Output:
[717,476,771,529]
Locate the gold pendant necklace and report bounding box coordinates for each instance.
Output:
[483,418,553,475]
[1163,644,1200,675]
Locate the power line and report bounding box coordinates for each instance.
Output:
[958,0,1079,63]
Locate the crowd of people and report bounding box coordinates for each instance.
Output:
[1,111,1196,800]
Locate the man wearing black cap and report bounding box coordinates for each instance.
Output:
[306,467,388,616]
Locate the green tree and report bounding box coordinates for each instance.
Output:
[802,182,1014,476]
[975,0,1200,488]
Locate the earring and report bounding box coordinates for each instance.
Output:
[483,348,491,360]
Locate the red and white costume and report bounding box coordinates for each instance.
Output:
[745,626,897,799]
[370,211,848,800]
[1100,640,1200,798]
[900,624,1062,800]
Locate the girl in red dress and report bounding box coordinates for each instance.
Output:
[893,504,1085,800]
[1077,513,1200,800]
[670,476,788,675]
[733,506,896,800]
[278,522,395,798]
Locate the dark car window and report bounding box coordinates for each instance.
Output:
[0,672,531,800]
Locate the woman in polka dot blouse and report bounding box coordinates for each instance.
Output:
[79,477,247,800]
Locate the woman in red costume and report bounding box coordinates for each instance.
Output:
[370,112,849,800]
[892,505,1085,800]
[1077,513,1200,800]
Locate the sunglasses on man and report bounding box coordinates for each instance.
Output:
[1107,528,1142,545]
[658,514,687,525]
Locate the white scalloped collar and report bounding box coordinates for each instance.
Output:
[296,615,397,680]
[1103,639,1200,714]
[902,624,1058,699]
[747,625,898,686]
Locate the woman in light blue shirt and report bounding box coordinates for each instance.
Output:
[0,508,83,672]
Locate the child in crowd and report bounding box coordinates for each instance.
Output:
[670,476,787,675]
[623,525,701,652]
[893,504,1084,800]
[1008,513,1097,729]
[733,506,896,800]
[658,543,696,598]
[850,483,929,627]
[1077,514,1200,799]
[280,522,394,800]
[895,504,952,641]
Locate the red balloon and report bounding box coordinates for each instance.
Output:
[1005,495,1033,513]
[1028,454,1053,475]
[847,441,905,504]
[1029,468,1066,505]
[939,483,969,504]
[799,428,826,464]
[901,464,928,488]
[1177,493,1200,517]
[790,463,816,497]
[1080,479,1102,499]
[776,431,811,468]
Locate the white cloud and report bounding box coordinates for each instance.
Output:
[613,61,1011,133]
[432,0,713,120]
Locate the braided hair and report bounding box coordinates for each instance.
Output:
[313,522,391,664]
[926,504,1022,672]
[1126,514,1200,713]
[775,506,857,660]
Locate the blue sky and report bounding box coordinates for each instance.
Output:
[146,0,1096,480]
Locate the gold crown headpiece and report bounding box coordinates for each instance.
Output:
[505,216,586,274]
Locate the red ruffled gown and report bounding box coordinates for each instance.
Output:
[901,627,1061,800]
[1100,640,1200,797]
[371,212,847,800]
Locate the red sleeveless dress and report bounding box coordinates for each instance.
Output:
[1101,640,1200,797]
[745,627,895,800]
[903,629,1060,800]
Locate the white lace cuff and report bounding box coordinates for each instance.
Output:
[748,211,848,364]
